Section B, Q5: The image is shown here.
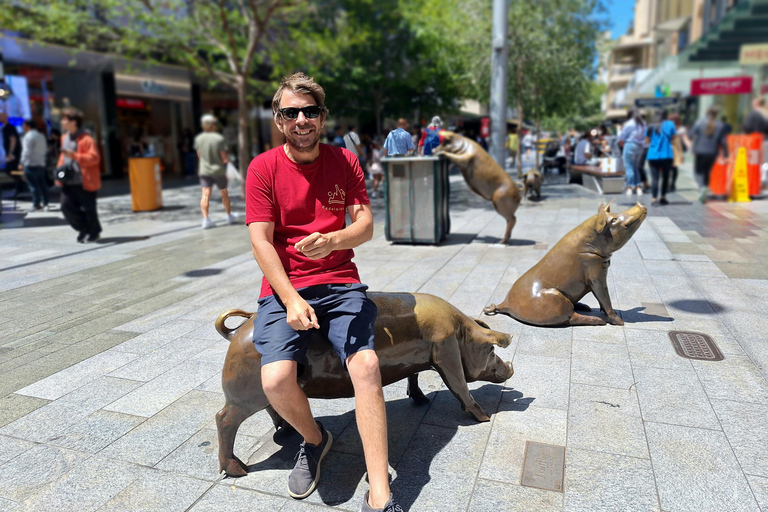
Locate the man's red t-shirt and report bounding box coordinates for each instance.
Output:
[245,144,370,298]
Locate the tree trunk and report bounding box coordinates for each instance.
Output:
[236,75,250,181]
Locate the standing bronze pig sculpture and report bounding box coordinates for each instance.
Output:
[215,292,514,477]
[434,131,521,244]
[484,203,647,326]
[522,170,542,201]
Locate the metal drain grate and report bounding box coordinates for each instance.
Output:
[668,331,724,361]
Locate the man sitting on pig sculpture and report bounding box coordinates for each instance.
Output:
[243,72,398,512]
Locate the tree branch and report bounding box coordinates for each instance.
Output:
[217,0,242,73]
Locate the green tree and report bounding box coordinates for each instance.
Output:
[0,0,306,175]
[271,0,464,134]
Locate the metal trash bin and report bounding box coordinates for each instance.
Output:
[128,157,163,212]
[383,156,450,244]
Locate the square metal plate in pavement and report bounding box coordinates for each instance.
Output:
[521,441,565,492]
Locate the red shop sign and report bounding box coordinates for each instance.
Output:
[690,76,753,96]
[116,98,146,109]
[480,117,490,138]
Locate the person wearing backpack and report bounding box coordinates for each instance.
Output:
[56,108,102,243]
[644,109,676,206]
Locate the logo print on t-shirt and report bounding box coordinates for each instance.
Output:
[328,184,346,205]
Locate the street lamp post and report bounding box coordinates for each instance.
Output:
[489,0,509,169]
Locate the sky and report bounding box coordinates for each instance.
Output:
[606,0,635,40]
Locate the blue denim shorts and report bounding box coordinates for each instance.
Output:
[253,283,378,370]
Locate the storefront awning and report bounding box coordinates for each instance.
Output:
[656,16,690,32]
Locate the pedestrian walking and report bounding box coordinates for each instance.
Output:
[1,111,24,198]
[522,131,533,160]
[668,113,688,192]
[56,108,102,243]
[382,118,414,157]
[618,109,646,196]
[689,107,729,203]
[418,116,443,156]
[506,127,518,168]
[332,125,346,148]
[367,136,384,198]
[20,119,49,211]
[743,97,768,135]
[245,72,401,512]
[343,124,364,165]
[194,114,237,229]
[644,109,676,206]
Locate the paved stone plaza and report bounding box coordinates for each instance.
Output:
[1,163,768,512]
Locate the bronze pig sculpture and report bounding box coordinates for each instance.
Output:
[522,170,542,201]
[434,131,521,244]
[215,292,514,477]
[484,203,647,326]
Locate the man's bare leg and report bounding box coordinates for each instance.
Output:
[347,350,390,509]
[261,360,321,445]
[200,187,212,218]
[220,188,232,215]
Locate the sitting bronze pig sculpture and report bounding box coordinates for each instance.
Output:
[484,203,647,326]
[434,131,521,244]
[215,292,514,477]
[522,170,542,201]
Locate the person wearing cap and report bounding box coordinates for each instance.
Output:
[195,114,237,229]
[418,116,443,156]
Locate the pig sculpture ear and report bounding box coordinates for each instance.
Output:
[595,204,609,232]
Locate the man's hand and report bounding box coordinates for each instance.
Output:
[61,149,76,159]
[285,296,319,330]
[295,232,335,260]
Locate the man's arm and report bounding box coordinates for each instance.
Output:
[20,132,30,166]
[294,204,373,260]
[249,221,319,330]
[7,132,17,160]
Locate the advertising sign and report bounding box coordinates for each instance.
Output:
[634,97,679,108]
[739,44,768,66]
[480,117,490,138]
[690,76,753,96]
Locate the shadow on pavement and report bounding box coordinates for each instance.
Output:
[620,306,675,323]
[668,299,727,314]
[185,268,224,277]
[97,236,151,244]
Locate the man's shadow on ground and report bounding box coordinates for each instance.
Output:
[240,384,532,510]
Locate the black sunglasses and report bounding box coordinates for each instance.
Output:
[278,105,326,120]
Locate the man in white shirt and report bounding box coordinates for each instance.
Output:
[20,120,49,211]
[343,124,365,165]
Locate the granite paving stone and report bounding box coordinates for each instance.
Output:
[95,469,213,512]
[478,405,567,484]
[98,390,223,466]
[0,434,36,465]
[710,399,768,477]
[567,384,648,459]
[646,421,761,512]
[468,479,563,512]
[103,359,221,417]
[747,475,768,512]
[14,457,148,512]
[0,376,142,443]
[154,428,262,481]
[563,448,659,512]
[505,353,571,410]
[186,484,287,512]
[48,410,147,454]
[0,394,49,428]
[14,350,139,401]
[632,365,720,429]
[0,444,91,503]
[693,356,768,404]
[570,339,634,389]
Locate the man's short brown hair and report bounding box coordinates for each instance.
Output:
[61,108,84,129]
[272,72,327,120]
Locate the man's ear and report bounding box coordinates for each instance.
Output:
[595,203,608,232]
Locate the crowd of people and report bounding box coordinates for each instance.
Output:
[556,97,768,204]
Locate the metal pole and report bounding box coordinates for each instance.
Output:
[490,0,509,168]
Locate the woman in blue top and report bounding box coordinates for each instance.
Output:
[618,109,646,196]
[644,109,677,205]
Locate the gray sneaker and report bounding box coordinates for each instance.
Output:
[288,422,333,499]
[361,491,404,512]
